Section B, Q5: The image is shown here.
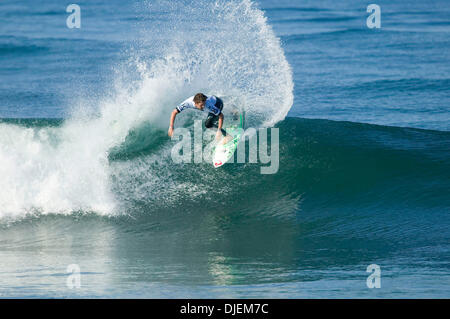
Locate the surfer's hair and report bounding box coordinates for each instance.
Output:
[193,93,207,104]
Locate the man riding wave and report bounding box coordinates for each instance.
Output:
[168,93,228,141]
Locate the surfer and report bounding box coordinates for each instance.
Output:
[168,93,230,142]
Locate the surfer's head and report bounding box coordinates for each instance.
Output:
[193,93,207,110]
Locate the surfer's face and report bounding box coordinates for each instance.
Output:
[195,102,205,110]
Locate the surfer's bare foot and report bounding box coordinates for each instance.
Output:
[220,135,233,145]
[215,131,223,142]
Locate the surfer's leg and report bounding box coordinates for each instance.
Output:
[214,97,230,137]
[205,113,227,135]
[204,113,218,129]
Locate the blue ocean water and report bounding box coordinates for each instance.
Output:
[0,0,449,298]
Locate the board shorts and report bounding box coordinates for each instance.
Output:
[205,97,227,136]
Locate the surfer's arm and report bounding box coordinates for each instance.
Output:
[168,109,179,137]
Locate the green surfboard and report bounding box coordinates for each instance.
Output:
[212,111,245,168]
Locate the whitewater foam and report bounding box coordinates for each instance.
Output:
[0,0,293,218]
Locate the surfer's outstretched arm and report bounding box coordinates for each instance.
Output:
[168,109,178,137]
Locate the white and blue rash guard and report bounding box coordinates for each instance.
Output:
[176,95,221,116]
